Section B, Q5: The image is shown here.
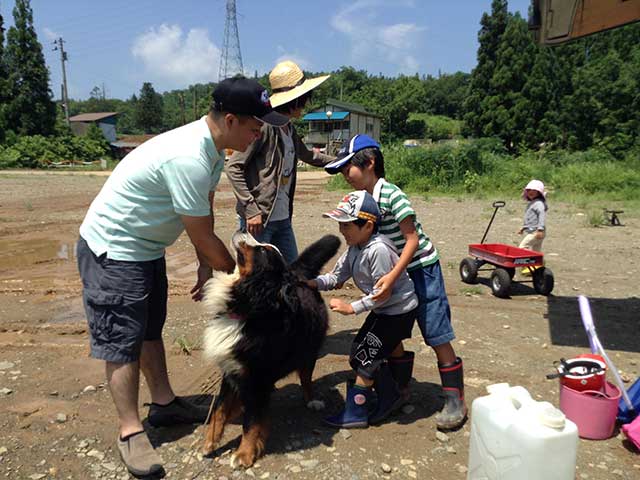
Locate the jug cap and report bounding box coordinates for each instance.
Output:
[539,403,566,429]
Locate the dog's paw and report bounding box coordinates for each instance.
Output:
[230,451,256,469]
[306,399,326,411]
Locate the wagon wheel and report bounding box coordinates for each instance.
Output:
[459,258,479,284]
[505,267,516,280]
[532,267,554,295]
[490,269,511,298]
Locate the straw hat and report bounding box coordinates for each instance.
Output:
[269,61,330,108]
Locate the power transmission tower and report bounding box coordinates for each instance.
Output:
[218,0,244,80]
[53,37,70,124]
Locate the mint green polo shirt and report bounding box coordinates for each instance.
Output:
[79,117,224,261]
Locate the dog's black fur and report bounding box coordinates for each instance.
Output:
[203,233,340,467]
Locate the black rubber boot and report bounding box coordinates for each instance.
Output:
[369,363,404,425]
[435,357,468,430]
[388,351,414,402]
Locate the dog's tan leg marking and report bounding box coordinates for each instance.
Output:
[203,394,242,456]
[231,420,269,468]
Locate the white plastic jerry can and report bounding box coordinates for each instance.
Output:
[467,383,578,480]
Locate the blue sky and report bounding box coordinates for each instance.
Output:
[1,0,531,100]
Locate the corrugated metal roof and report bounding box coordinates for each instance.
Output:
[69,112,119,122]
[326,98,382,117]
[302,111,350,121]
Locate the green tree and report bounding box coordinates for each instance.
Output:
[85,123,110,153]
[520,46,560,148]
[482,14,536,151]
[423,72,470,119]
[4,0,56,136]
[463,0,509,137]
[0,7,8,143]
[135,82,164,133]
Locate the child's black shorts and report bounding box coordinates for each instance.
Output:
[349,308,417,380]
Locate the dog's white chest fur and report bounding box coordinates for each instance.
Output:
[202,269,244,375]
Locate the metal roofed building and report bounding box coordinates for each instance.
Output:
[302,99,382,153]
[69,112,119,143]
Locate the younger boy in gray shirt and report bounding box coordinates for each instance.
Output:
[308,191,417,429]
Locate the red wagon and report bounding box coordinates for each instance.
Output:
[459,201,554,298]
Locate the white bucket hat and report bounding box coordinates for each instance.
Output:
[523,179,546,199]
[269,61,330,108]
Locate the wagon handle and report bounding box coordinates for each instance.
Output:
[481,200,506,244]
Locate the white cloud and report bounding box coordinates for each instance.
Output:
[131,24,220,87]
[330,1,424,74]
[43,27,61,41]
[274,45,312,71]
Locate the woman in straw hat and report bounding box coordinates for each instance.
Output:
[226,60,335,263]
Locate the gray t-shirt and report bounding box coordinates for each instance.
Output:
[315,233,418,315]
[522,198,547,233]
[270,127,295,222]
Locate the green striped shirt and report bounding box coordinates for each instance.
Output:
[372,178,438,271]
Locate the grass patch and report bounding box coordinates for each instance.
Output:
[585,209,605,228]
[460,286,483,296]
[323,139,640,213]
[173,335,199,355]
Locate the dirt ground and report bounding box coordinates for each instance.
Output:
[0,170,639,480]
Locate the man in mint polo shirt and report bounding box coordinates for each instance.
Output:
[77,77,287,477]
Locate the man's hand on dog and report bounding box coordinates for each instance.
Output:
[329,298,354,315]
[191,265,213,301]
[246,213,264,237]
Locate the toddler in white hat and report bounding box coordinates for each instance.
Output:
[517,180,548,270]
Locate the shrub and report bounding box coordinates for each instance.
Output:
[0,134,109,168]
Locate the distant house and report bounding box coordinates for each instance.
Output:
[69,112,119,143]
[110,134,156,159]
[302,99,382,153]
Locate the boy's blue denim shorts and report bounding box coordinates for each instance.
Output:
[77,237,168,363]
[409,260,455,347]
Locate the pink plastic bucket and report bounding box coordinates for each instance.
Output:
[559,381,621,439]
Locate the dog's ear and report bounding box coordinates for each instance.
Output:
[291,234,341,279]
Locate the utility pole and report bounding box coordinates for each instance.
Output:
[53,37,70,125]
[178,92,186,125]
[193,89,198,121]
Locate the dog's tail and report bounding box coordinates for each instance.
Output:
[291,234,341,279]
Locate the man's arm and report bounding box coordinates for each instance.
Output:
[181,214,235,273]
[293,131,335,167]
[195,191,218,266]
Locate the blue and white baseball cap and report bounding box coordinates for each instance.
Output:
[323,190,380,223]
[324,134,380,175]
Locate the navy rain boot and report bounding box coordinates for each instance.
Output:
[435,357,468,430]
[388,351,415,403]
[369,363,404,425]
[324,382,371,429]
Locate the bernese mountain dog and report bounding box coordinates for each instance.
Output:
[201,231,341,468]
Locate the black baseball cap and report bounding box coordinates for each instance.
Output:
[212,77,289,126]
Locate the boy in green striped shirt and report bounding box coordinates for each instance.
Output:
[324,135,467,430]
